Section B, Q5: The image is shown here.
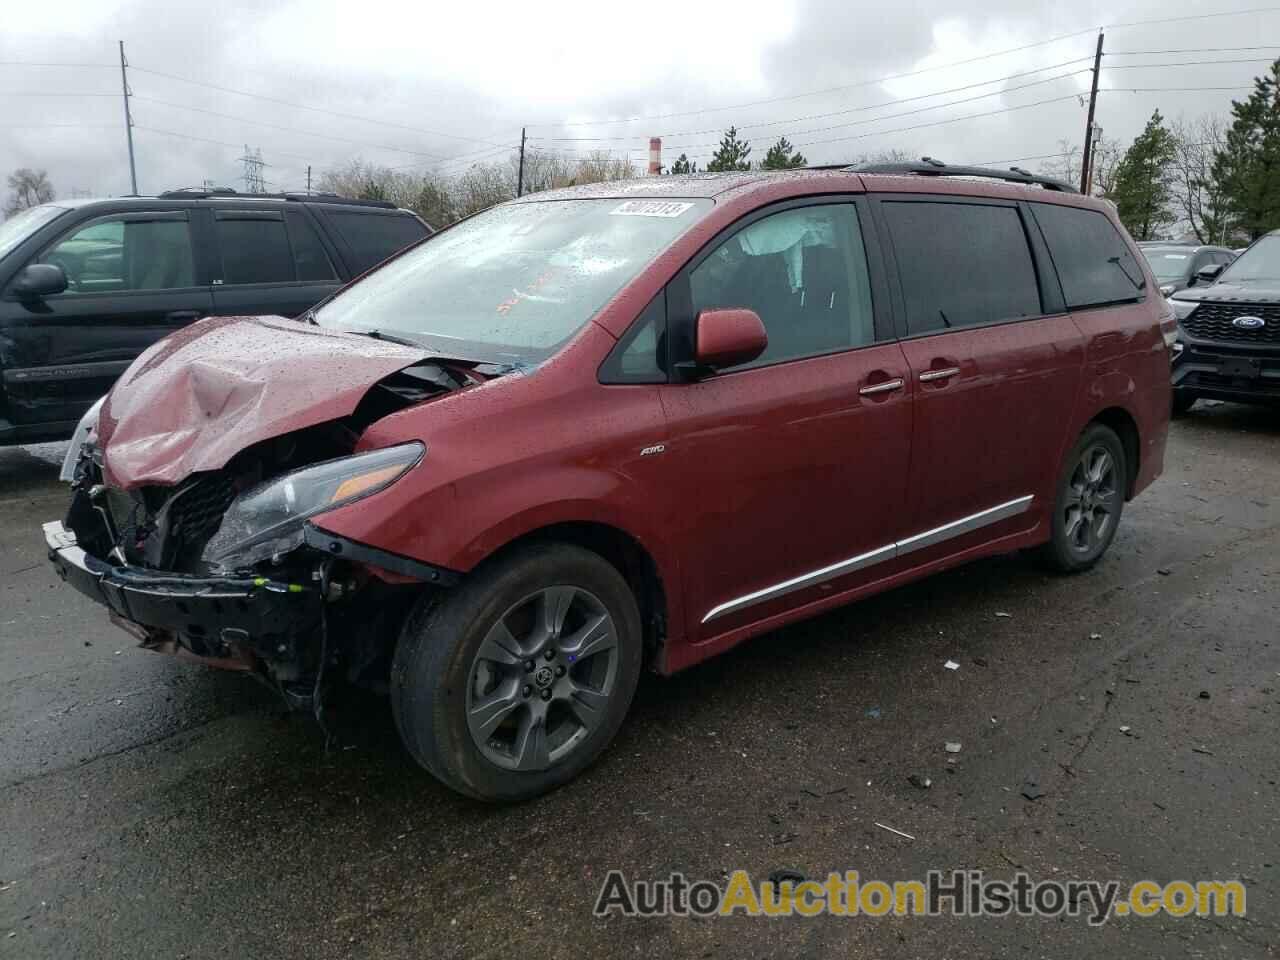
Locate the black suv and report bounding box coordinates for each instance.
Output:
[1169,231,1280,413]
[0,190,430,446]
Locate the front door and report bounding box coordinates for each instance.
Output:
[659,200,914,644]
[873,196,1084,564]
[1,210,211,428]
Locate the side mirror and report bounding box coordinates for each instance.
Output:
[11,263,68,300]
[694,308,767,370]
[1194,264,1224,284]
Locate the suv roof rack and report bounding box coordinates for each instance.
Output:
[851,157,1079,193]
[156,188,398,208]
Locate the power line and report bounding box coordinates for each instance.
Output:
[0,91,117,97]
[1107,5,1280,29]
[1108,45,1280,54]
[532,59,1094,142]
[1105,56,1279,69]
[1101,85,1256,91]
[0,60,114,68]
[132,95,447,160]
[128,64,516,149]
[133,125,314,162]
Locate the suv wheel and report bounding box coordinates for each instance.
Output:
[1038,424,1126,573]
[1171,390,1198,417]
[391,543,642,802]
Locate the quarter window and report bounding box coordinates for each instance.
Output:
[880,201,1041,335]
[1031,203,1146,308]
[41,217,195,293]
[689,204,875,369]
[327,211,428,274]
[285,211,337,282]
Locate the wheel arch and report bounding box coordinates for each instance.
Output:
[1088,405,1141,499]
[469,519,673,671]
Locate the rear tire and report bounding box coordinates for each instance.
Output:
[1171,390,1198,417]
[391,542,642,802]
[1037,423,1126,574]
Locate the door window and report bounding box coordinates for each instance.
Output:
[216,216,295,285]
[881,201,1042,335]
[689,204,875,369]
[41,217,194,293]
[326,211,428,274]
[1031,203,1146,308]
[285,211,337,281]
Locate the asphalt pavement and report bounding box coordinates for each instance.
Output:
[1,405,1277,958]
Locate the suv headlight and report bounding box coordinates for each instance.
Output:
[60,396,106,483]
[201,442,424,570]
[1170,297,1198,321]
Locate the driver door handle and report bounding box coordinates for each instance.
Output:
[165,310,203,322]
[859,378,904,396]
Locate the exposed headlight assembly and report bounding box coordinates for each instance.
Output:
[201,442,424,571]
[1169,297,1198,321]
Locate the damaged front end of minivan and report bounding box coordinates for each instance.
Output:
[45,315,487,710]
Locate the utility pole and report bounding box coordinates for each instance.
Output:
[1080,30,1104,194]
[306,165,312,195]
[1085,124,1102,195]
[118,40,138,196]
[517,127,526,197]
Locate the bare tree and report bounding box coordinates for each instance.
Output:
[852,148,913,166]
[1090,138,1123,198]
[1169,115,1233,244]
[1038,140,1083,188]
[5,168,55,216]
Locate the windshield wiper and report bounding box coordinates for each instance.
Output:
[1108,256,1146,291]
[351,328,423,348]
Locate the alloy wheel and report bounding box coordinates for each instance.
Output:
[465,586,619,771]
[1062,444,1119,556]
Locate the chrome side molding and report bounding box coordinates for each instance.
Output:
[701,495,1034,624]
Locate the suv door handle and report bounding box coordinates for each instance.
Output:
[859,378,904,396]
[918,366,960,383]
[165,310,203,322]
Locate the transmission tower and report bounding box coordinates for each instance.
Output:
[238,145,266,194]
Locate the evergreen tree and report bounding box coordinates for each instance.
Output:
[1111,110,1177,240]
[705,127,752,172]
[359,178,388,202]
[761,137,807,170]
[668,153,697,175]
[1212,57,1280,240]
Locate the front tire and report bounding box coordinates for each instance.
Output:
[391,543,642,802]
[1037,424,1126,574]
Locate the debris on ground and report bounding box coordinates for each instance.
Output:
[1021,778,1046,801]
[865,706,882,720]
[1192,746,1215,756]
[908,774,932,790]
[995,611,1013,619]
[874,822,915,841]
[1089,632,1102,640]
[973,656,988,667]
[1199,690,1211,700]
[944,660,960,671]
[1157,567,1172,575]
[1119,725,1132,735]
[945,741,962,753]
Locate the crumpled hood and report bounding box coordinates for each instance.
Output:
[1173,280,1280,304]
[98,315,427,489]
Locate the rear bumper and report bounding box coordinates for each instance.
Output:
[1172,340,1280,404]
[44,521,320,653]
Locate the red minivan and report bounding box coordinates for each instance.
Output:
[47,162,1172,800]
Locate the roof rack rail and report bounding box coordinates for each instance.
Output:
[156,188,398,208]
[850,157,1079,193]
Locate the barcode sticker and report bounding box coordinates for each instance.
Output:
[610,200,695,218]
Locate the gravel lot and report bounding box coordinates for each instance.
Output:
[1,404,1277,958]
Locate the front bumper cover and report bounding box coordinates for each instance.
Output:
[1172,338,1280,403]
[44,521,320,650]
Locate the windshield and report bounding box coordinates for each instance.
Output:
[315,197,712,362]
[1142,249,1195,280]
[0,204,68,260]
[1219,235,1280,282]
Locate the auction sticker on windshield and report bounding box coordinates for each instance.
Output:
[610,200,695,218]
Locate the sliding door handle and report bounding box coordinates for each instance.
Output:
[918,367,960,383]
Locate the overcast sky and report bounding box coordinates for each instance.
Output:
[2,0,1277,199]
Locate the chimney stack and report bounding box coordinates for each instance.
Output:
[648,137,662,175]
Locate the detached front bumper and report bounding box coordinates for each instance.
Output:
[44,521,320,665]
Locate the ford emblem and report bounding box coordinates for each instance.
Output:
[1233,315,1266,329]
